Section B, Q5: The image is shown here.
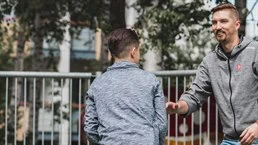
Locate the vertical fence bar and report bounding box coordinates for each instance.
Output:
[78,79,82,145]
[33,78,36,145]
[69,79,73,145]
[60,79,64,145]
[207,97,210,144]
[175,77,178,145]
[167,77,171,144]
[215,104,218,145]
[51,78,54,145]
[5,78,9,145]
[183,77,187,145]
[23,78,27,145]
[87,79,90,145]
[197,67,202,145]
[199,107,202,145]
[42,78,45,145]
[191,76,194,145]
[160,77,163,90]
[14,78,18,145]
[191,113,194,145]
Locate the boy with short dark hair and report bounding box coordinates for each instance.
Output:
[85,28,167,145]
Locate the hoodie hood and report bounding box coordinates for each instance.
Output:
[215,36,253,60]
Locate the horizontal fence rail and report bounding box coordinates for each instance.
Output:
[0,71,92,78]
[154,70,197,77]
[0,71,222,145]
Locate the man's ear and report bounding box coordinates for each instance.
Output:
[235,20,240,30]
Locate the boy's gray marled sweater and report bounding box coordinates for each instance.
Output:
[85,61,167,145]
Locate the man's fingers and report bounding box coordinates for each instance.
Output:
[166,102,174,114]
[245,134,255,145]
[166,102,179,114]
[174,103,178,109]
[240,131,256,145]
[166,102,176,108]
[240,129,248,138]
[240,130,249,143]
[166,102,169,108]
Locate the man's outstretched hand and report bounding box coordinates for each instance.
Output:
[166,102,179,114]
[166,100,189,115]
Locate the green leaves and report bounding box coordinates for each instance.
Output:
[135,0,214,70]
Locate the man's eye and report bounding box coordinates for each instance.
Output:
[221,20,228,23]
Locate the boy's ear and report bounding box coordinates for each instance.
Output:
[130,47,136,58]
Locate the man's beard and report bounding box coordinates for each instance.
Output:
[215,30,226,42]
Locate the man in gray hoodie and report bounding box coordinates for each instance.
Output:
[166,3,258,145]
[85,28,167,145]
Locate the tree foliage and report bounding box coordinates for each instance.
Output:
[0,0,123,144]
[13,0,107,41]
[135,0,214,70]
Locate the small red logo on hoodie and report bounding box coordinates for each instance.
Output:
[236,64,241,71]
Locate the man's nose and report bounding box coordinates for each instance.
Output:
[215,22,222,30]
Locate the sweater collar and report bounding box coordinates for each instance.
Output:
[107,61,139,71]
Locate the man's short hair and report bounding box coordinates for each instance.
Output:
[108,28,139,59]
[211,3,240,20]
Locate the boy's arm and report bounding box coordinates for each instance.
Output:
[153,80,168,145]
[85,91,100,144]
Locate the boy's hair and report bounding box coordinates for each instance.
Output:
[108,28,139,59]
[211,3,239,20]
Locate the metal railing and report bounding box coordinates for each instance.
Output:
[0,70,222,145]
[155,70,221,145]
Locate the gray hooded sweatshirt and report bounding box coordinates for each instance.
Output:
[181,36,258,138]
[85,61,167,145]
